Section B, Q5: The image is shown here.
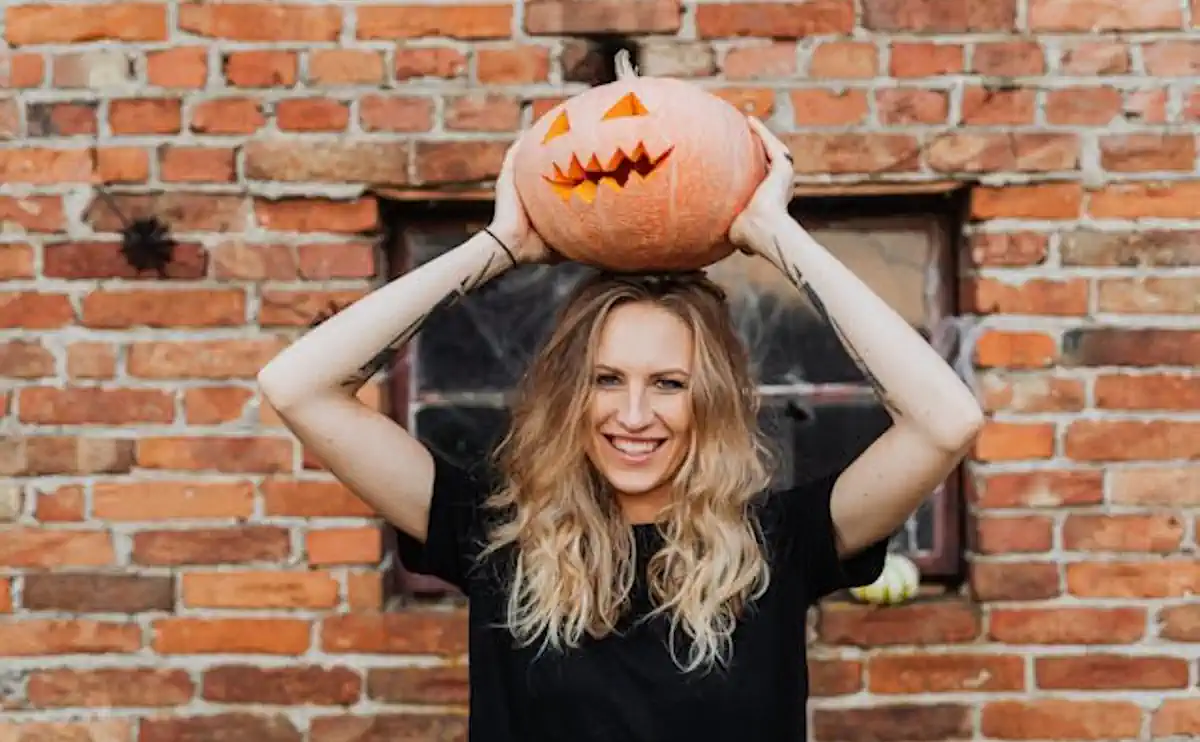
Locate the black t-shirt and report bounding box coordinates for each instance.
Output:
[414,451,888,742]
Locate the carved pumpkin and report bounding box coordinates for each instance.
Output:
[512,52,767,271]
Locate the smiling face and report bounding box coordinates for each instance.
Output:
[511,66,768,272]
[585,300,694,522]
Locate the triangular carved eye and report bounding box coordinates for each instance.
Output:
[603,92,649,120]
[542,110,570,144]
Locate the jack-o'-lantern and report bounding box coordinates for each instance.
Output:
[512,51,767,271]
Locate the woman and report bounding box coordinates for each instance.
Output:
[257,119,984,741]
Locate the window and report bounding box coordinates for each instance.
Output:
[379,188,968,598]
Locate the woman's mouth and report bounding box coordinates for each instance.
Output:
[604,434,666,463]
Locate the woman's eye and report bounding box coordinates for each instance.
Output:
[595,374,620,386]
[656,378,686,390]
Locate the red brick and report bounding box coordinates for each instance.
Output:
[966,278,1088,316]
[260,289,366,327]
[82,288,245,327]
[179,2,341,40]
[809,41,877,78]
[981,368,1079,415]
[868,654,1025,694]
[525,0,680,34]
[27,668,193,707]
[862,0,1016,31]
[394,47,467,80]
[34,484,86,522]
[367,666,470,705]
[358,4,512,39]
[0,195,65,232]
[1065,420,1200,461]
[359,94,435,132]
[1062,328,1200,366]
[254,197,377,233]
[710,87,775,118]
[224,51,297,87]
[191,97,266,134]
[415,140,510,184]
[0,340,55,378]
[153,618,311,655]
[133,526,291,565]
[792,89,869,125]
[1100,133,1196,171]
[184,386,255,424]
[971,183,1083,220]
[183,571,339,609]
[127,339,286,379]
[136,436,293,473]
[27,101,98,136]
[109,98,181,134]
[721,43,797,80]
[94,480,254,520]
[262,479,374,517]
[1095,372,1200,409]
[6,3,168,44]
[0,148,93,184]
[1158,604,1200,641]
[0,528,114,567]
[0,292,73,328]
[147,47,207,88]
[23,573,173,612]
[807,659,863,696]
[962,86,1036,124]
[310,716,466,741]
[309,50,385,85]
[18,387,175,425]
[276,98,350,132]
[1067,560,1200,598]
[1029,0,1182,31]
[973,41,1044,75]
[974,422,1056,461]
[817,601,981,646]
[1152,700,1200,737]
[889,42,963,77]
[203,665,361,705]
[298,242,376,279]
[213,242,298,280]
[1036,655,1188,690]
[1110,467,1200,507]
[87,191,247,233]
[785,133,918,174]
[983,700,1142,740]
[813,705,972,741]
[477,46,552,84]
[974,330,1057,368]
[988,607,1145,644]
[929,133,1079,172]
[59,347,119,380]
[975,515,1053,554]
[1045,87,1123,124]
[96,146,150,183]
[974,470,1103,509]
[1089,181,1200,219]
[1061,42,1129,74]
[1,437,134,476]
[971,561,1061,601]
[307,527,383,566]
[969,233,1049,267]
[696,1,854,38]
[159,145,236,182]
[446,93,522,132]
[0,619,141,655]
[347,573,384,611]
[0,52,46,87]
[875,88,948,125]
[321,612,470,655]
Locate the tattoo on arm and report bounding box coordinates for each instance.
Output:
[326,252,501,391]
[770,238,902,417]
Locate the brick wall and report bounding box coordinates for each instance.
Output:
[2,1,1198,740]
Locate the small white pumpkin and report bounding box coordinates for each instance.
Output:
[850,553,921,605]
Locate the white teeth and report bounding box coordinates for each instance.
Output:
[610,438,661,455]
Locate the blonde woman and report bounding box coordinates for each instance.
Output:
[257,120,984,741]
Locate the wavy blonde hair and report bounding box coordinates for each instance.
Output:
[480,270,775,673]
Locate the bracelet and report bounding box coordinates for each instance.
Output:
[482,227,517,268]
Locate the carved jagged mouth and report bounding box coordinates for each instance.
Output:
[543,144,673,203]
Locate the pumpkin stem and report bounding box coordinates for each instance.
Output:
[614,49,639,79]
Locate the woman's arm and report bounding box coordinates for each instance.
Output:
[257,143,552,541]
[257,231,515,541]
[731,119,984,557]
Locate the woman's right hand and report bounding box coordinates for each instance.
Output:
[490,141,562,265]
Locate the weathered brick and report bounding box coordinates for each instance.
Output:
[813,704,972,742]
[141,713,302,742]
[183,571,339,609]
[817,601,981,647]
[18,387,175,424]
[357,4,512,39]
[179,2,342,40]
[202,666,361,705]
[321,612,470,655]
[132,526,291,565]
[696,1,854,38]
[245,141,408,184]
[6,3,168,44]
[28,668,193,707]
[153,618,312,655]
[862,0,1016,31]
[981,700,1142,740]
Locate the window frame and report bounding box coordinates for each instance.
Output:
[376,184,970,597]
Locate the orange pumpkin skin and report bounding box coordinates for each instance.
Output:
[512,57,767,272]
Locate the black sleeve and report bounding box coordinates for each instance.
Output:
[409,450,492,593]
[774,472,890,605]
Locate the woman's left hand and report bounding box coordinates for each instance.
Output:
[728,117,796,254]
